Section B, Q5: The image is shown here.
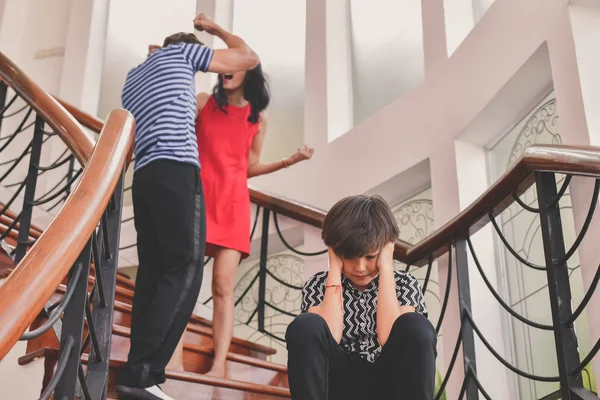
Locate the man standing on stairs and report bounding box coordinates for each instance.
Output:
[116,13,259,400]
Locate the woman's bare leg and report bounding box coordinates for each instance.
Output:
[166,336,185,371]
[206,248,241,377]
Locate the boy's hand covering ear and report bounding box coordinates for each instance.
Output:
[327,247,343,273]
[376,242,396,272]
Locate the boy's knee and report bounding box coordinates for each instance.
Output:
[392,312,436,349]
[285,313,327,346]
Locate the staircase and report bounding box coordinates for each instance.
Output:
[0,180,291,400]
[16,269,290,399]
[0,207,291,399]
[0,51,296,399]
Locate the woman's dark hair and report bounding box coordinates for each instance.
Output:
[322,195,399,259]
[212,63,270,124]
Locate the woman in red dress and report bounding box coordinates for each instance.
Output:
[195,65,313,376]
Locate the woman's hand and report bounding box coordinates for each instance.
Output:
[289,145,314,165]
[148,44,161,57]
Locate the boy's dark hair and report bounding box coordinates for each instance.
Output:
[322,195,399,259]
[163,32,204,47]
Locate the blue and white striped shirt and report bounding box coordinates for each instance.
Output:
[122,43,214,172]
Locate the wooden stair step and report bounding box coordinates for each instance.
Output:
[27,308,274,364]
[23,325,289,389]
[19,348,290,399]
[102,357,291,399]
[0,245,15,279]
[32,288,275,361]
[109,326,287,387]
[105,275,217,331]
[5,213,275,356]
[0,207,43,250]
[45,271,136,304]
[111,302,271,356]
[183,344,288,388]
[112,298,213,329]
[71,271,274,358]
[104,298,275,358]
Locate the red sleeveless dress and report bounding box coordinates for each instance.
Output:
[195,96,259,259]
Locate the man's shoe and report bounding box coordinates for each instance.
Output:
[115,384,174,400]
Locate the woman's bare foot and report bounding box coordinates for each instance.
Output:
[205,363,226,378]
[166,356,184,372]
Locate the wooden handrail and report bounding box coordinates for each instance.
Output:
[56,99,104,134]
[55,98,134,165]
[248,185,327,228]
[0,44,135,362]
[403,144,600,265]
[0,52,95,165]
[0,109,134,359]
[48,94,600,267]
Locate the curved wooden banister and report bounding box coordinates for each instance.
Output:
[54,98,133,166]
[51,97,600,266]
[248,185,327,228]
[404,145,600,265]
[0,109,135,360]
[56,98,104,134]
[0,52,95,165]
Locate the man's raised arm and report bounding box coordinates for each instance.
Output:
[194,13,259,73]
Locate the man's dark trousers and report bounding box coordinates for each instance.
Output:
[118,159,206,388]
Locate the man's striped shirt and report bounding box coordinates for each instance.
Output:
[122,43,214,172]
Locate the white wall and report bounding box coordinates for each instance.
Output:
[326,0,353,142]
[232,0,306,163]
[349,0,425,125]
[0,0,71,94]
[0,337,44,399]
[443,0,475,56]
[59,0,110,114]
[474,0,497,21]
[0,0,5,30]
[0,0,78,215]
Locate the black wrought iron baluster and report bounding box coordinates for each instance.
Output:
[14,114,44,263]
[85,171,125,398]
[101,213,111,259]
[0,81,7,132]
[257,208,271,333]
[535,171,582,398]
[455,238,479,400]
[53,240,93,399]
[65,156,75,197]
[91,233,107,308]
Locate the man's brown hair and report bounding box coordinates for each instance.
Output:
[163,32,204,47]
[322,195,399,259]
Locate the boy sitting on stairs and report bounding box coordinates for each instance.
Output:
[286,195,437,400]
